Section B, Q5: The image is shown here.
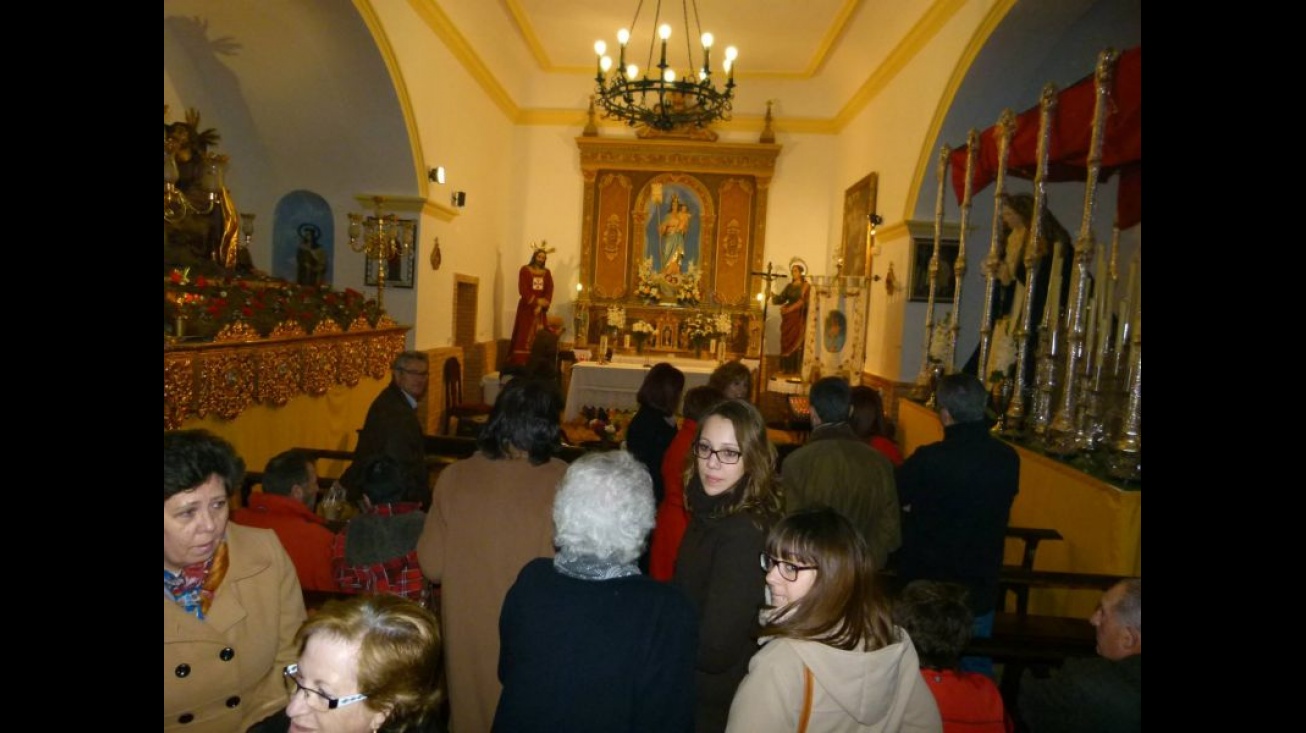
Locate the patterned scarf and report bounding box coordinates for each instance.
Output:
[164,538,229,619]
[553,548,640,581]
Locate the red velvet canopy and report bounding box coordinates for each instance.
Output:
[950,46,1141,229]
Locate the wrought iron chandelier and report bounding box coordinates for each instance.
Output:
[591,0,737,132]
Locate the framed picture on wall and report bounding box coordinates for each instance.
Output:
[364,241,416,288]
[909,238,960,302]
[839,172,878,279]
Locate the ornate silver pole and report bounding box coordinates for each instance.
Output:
[947,130,978,372]
[912,144,951,402]
[1000,84,1057,437]
[1107,300,1141,482]
[977,111,1017,389]
[1048,49,1119,456]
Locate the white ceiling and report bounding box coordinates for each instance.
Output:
[511,0,861,77]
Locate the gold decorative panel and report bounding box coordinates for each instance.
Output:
[594,173,633,299]
[714,178,754,305]
[163,324,409,429]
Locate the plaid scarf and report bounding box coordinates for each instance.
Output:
[164,538,228,619]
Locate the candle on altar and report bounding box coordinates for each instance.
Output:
[624,333,631,348]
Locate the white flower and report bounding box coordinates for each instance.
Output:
[631,320,655,335]
[606,305,626,330]
[928,313,954,364]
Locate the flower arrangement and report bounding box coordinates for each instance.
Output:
[165,268,383,340]
[635,257,661,302]
[682,311,722,347]
[676,264,702,306]
[928,313,954,365]
[605,305,626,333]
[630,320,655,336]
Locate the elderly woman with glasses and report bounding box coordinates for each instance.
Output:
[164,430,305,733]
[250,594,445,733]
[494,450,698,732]
[725,507,942,733]
[672,398,784,733]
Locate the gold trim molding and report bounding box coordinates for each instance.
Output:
[164,324,409,429]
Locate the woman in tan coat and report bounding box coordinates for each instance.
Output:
[416,378,569,733]
[164,430,306,733]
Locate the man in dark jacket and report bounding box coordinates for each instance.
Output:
[780,376,899,570]
[1018,578,1142,732]
[339,350,430,506]
[891,372,1019,675]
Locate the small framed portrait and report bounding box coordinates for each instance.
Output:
[365,243,416,288]
[909,238,960,302]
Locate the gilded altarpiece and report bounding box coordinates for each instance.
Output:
[576,137,781,357]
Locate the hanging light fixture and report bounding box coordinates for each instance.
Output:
[592,0,737,132]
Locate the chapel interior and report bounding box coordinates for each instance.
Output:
[164,0,1141,628]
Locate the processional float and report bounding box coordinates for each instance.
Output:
[914,47,1140,482]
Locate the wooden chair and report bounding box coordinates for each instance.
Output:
[442,357,493,437]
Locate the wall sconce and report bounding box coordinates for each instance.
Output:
[868,213,884,256]
[428,166,446,184]
[451,191,466,208]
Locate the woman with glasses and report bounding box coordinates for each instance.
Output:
[725,507,942,732]
[252,594,445,733]
[672,399,783,733]
[165,430,305,733]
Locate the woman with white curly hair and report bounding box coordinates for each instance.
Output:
[493,450,699,733]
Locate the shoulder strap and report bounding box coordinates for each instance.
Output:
[798,664,814,733]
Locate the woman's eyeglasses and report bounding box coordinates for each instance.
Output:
[283,664,368,711]
[693,441,742,464]
[760,553,817,582]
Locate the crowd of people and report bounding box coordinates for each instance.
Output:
[165,358,1139,733]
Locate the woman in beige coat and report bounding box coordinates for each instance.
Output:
[164,430,306,733]
[416,378,569,733]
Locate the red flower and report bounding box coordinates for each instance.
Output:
[170,270,183,284]
[195,276,208,288]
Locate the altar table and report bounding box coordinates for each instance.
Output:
[564,358,717,421]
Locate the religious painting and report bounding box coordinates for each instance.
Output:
[909,239,960,302]
[839,173,879,279]
[644,182,703,276]
[364,219,418,288]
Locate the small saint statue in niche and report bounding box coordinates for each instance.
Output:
[296,223,328,286]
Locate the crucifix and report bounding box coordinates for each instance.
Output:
[750,261,789,400]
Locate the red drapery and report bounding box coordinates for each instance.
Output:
[950,46,1141,228]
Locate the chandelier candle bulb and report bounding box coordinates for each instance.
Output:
[591,1,737,131]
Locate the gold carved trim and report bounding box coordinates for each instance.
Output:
[577,137,781,177]
[163,324,410,429]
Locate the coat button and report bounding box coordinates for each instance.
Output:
[178,713,194,724]
[175,663,191,678]
[219,647,235,661]
[226,696,241,708]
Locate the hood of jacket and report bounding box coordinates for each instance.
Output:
[786,630,919,727]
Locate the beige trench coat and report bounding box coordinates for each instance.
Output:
[164,523,306,732]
